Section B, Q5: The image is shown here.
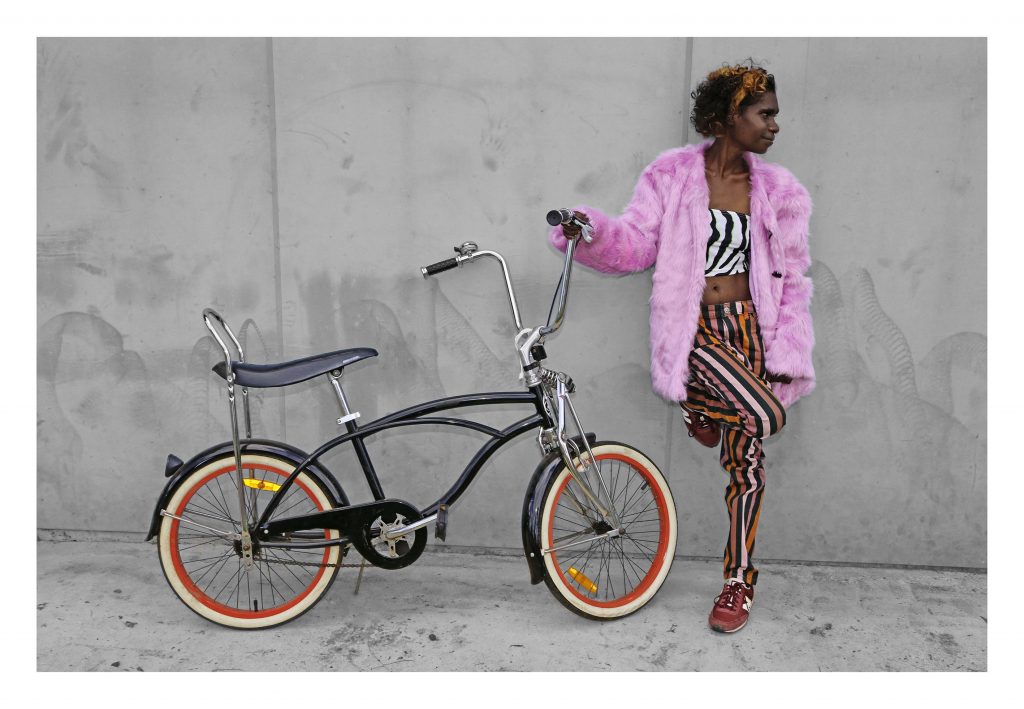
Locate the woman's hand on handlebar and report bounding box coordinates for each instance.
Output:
[562,210,591,239]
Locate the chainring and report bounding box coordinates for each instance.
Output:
[352,499,427,570]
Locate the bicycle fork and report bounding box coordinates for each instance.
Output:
[551,378,622,532]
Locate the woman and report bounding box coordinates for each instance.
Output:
[549,63,814,633]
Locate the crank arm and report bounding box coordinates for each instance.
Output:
[381,513,438,541]
[160,510,240,540]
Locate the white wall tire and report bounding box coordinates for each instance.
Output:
[157,453,341,629]
[540,443,677,620]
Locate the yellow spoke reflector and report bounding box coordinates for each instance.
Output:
[568,567,598,594]
[243,478,281,492]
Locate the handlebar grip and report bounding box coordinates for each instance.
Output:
[421,257,460,278]
[546,208,574,226]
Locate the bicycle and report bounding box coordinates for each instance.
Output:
[145,210,678,629]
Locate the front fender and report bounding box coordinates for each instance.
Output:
[144,439,348,541]
[520,433,597,585]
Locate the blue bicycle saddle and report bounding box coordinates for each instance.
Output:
[212,347,378,388]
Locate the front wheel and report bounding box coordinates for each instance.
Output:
[157,452,342,629]
[540,442,677,620]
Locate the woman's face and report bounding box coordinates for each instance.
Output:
[725,91,780,153]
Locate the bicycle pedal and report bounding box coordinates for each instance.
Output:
[435,503,449,541]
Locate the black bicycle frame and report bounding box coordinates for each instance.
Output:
[253,385,554,538]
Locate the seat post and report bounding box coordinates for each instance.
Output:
[327,369,361,425]
[326,369,385,500]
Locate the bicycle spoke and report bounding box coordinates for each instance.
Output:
[551,529,593,545]
[621,497,658,527]
[566,536,600,582]
[196,483,232,521]
[613,542,644,590]
[181,505,237,527]
[181,552,237,566]
[200,552,237,596]
[608,461,621,513]
[620,533,658,559]
[618,476,648,523]
[562,479,597,521]
[617,538,632,593]
[253,559,284,608]
[597,540,613,600]
[178,537,227,553]
[262,548,317,584]
[273,491,315,519]
[212,474,242,531]
[211,563,245,605]
[189,493,232,523]
[262,557,301,602]
[234,558,242,609]
[186,549,236,584]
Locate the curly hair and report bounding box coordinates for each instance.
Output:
[690,61,776,138]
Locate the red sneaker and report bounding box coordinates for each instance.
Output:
[708,579,754,633]
[681,406,721,447]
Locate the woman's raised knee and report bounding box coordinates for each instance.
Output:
[743,397,786,438]
[764,405,786,437]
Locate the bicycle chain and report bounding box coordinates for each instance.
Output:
[255,548,364,570]
[256,558,369,569]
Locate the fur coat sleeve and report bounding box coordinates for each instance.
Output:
[547,162,664,274]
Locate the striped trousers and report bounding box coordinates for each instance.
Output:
[681,300,786,586]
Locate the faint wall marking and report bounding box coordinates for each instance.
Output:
[38,47,124,196]
[37,311,157,527]
[814,260,985,433]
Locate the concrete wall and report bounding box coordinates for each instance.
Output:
[37,38,986,568]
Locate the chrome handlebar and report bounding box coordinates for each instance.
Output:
[419,210,586,339]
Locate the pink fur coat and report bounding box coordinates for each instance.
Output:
[549,139,815,408]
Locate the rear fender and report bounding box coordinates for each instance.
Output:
[144,440,348,541]
[520,433,597,585]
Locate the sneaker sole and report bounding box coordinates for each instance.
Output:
[708,607,751,633]
[692,435,721,448]
[709,619,747,633]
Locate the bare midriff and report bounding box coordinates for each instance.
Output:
[704,159,753,306]
[702,272,752,305]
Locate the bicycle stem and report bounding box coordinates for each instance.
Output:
[541,234,580,336]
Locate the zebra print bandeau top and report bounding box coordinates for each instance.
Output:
[705,208,750,276]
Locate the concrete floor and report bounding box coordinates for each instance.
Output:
[37,538,986,671]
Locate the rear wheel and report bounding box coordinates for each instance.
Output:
[540,442,677,620]
[157,453,342,629]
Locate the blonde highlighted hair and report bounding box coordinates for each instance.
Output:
[690,61,776,137]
